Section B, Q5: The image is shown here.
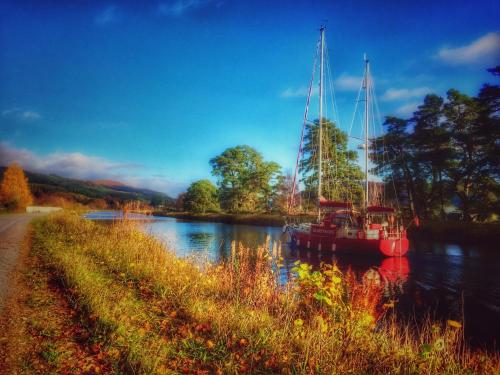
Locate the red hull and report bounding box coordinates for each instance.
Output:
[291,230,409,257]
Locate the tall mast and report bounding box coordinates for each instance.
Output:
[363,54,370,212]
[318,26,325,222]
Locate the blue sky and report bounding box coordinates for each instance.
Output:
[0,0,499,196]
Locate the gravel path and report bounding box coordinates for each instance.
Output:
[0,213,39,313]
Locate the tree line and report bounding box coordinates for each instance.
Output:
[182,67,498,221]
[181,145,284,213]
[372,67,499,222]
[181,125,364,214]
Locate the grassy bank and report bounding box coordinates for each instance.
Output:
[27,212,498,373]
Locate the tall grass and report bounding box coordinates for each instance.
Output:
[31,212,499,374]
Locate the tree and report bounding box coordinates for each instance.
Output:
[411,94,453,219]
[371,116,417,217]
[444,89,488,221]
[183,180,219,213]
[299,118,363,206]
[210,145,281,212]
[271,169,294,213]
[0,163,33,210]
[176,193,186,212]
[374,69,499,222]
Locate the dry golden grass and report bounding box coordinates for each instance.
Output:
[30,212,499,374]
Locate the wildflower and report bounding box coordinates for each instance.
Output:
[294,319,304,327]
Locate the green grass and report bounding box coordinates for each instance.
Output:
[30,212,499,374]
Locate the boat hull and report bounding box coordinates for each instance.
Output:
[290,230,409,257]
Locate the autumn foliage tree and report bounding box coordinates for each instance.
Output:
[0,163,33,210]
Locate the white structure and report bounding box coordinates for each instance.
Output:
[26,206,62,213]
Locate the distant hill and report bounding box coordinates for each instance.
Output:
[92,179,126,187]
[0,167,175,208]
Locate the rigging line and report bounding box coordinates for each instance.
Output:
[348,76,364,138]
[371,71,399,210]
[371,71,400,211]
[370,79,385,205]
[324,44,340,195]
[289,39,320,212]
[324,45,341,130]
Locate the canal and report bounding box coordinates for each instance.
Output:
[86,212,500,349]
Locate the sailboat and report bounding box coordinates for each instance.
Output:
[287,27,409,257]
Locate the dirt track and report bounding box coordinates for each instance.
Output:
[0,213,38,313]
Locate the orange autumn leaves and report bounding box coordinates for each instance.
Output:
[0,163,33,210]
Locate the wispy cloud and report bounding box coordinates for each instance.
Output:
[0,142,140,180]
[157,0,221,17]
[381,87,433,102]
[280,86,318,98]
[0,143,186,195]
[394,102,419,117]
[2,108,41,122]
[335,74,363,91]
[95,5,119,26]
[437,32,500,65]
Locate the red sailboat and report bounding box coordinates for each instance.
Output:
[286,27,409,257]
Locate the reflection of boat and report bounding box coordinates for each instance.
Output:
[286,27,409,257]
[288,247,409,285]
[379,257,409,283]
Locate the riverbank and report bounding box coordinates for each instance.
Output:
[3,212,496,373]
[157,212,500,245]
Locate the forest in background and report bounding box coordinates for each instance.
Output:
[182,67,499,223]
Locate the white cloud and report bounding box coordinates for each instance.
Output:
[381,87,433,102]
[335,74,363,91]
[280,86,318,98]
[2,108,41,122]
[438,32,500,65]
[0,142,140,180]
[158,0,221,17]
[0,143,186,196]
[394,102,419,117]
[95,6,119,25]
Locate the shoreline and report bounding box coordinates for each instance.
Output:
[155,211,500,246]
[13,212,496,373]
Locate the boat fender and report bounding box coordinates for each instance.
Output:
[318,242,322,251]
[331,243,336,251]
[307,240,310,249]
[297,239,300,246]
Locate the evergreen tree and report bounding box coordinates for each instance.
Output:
[371,117,416,217]
[411,94,453,219]
[299,118,363,205]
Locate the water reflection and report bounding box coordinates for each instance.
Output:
[284,247,410,296]
[84,212,499,348]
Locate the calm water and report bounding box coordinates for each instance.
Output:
[85,212,500,349]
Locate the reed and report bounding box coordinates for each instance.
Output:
[30,212,499,374]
